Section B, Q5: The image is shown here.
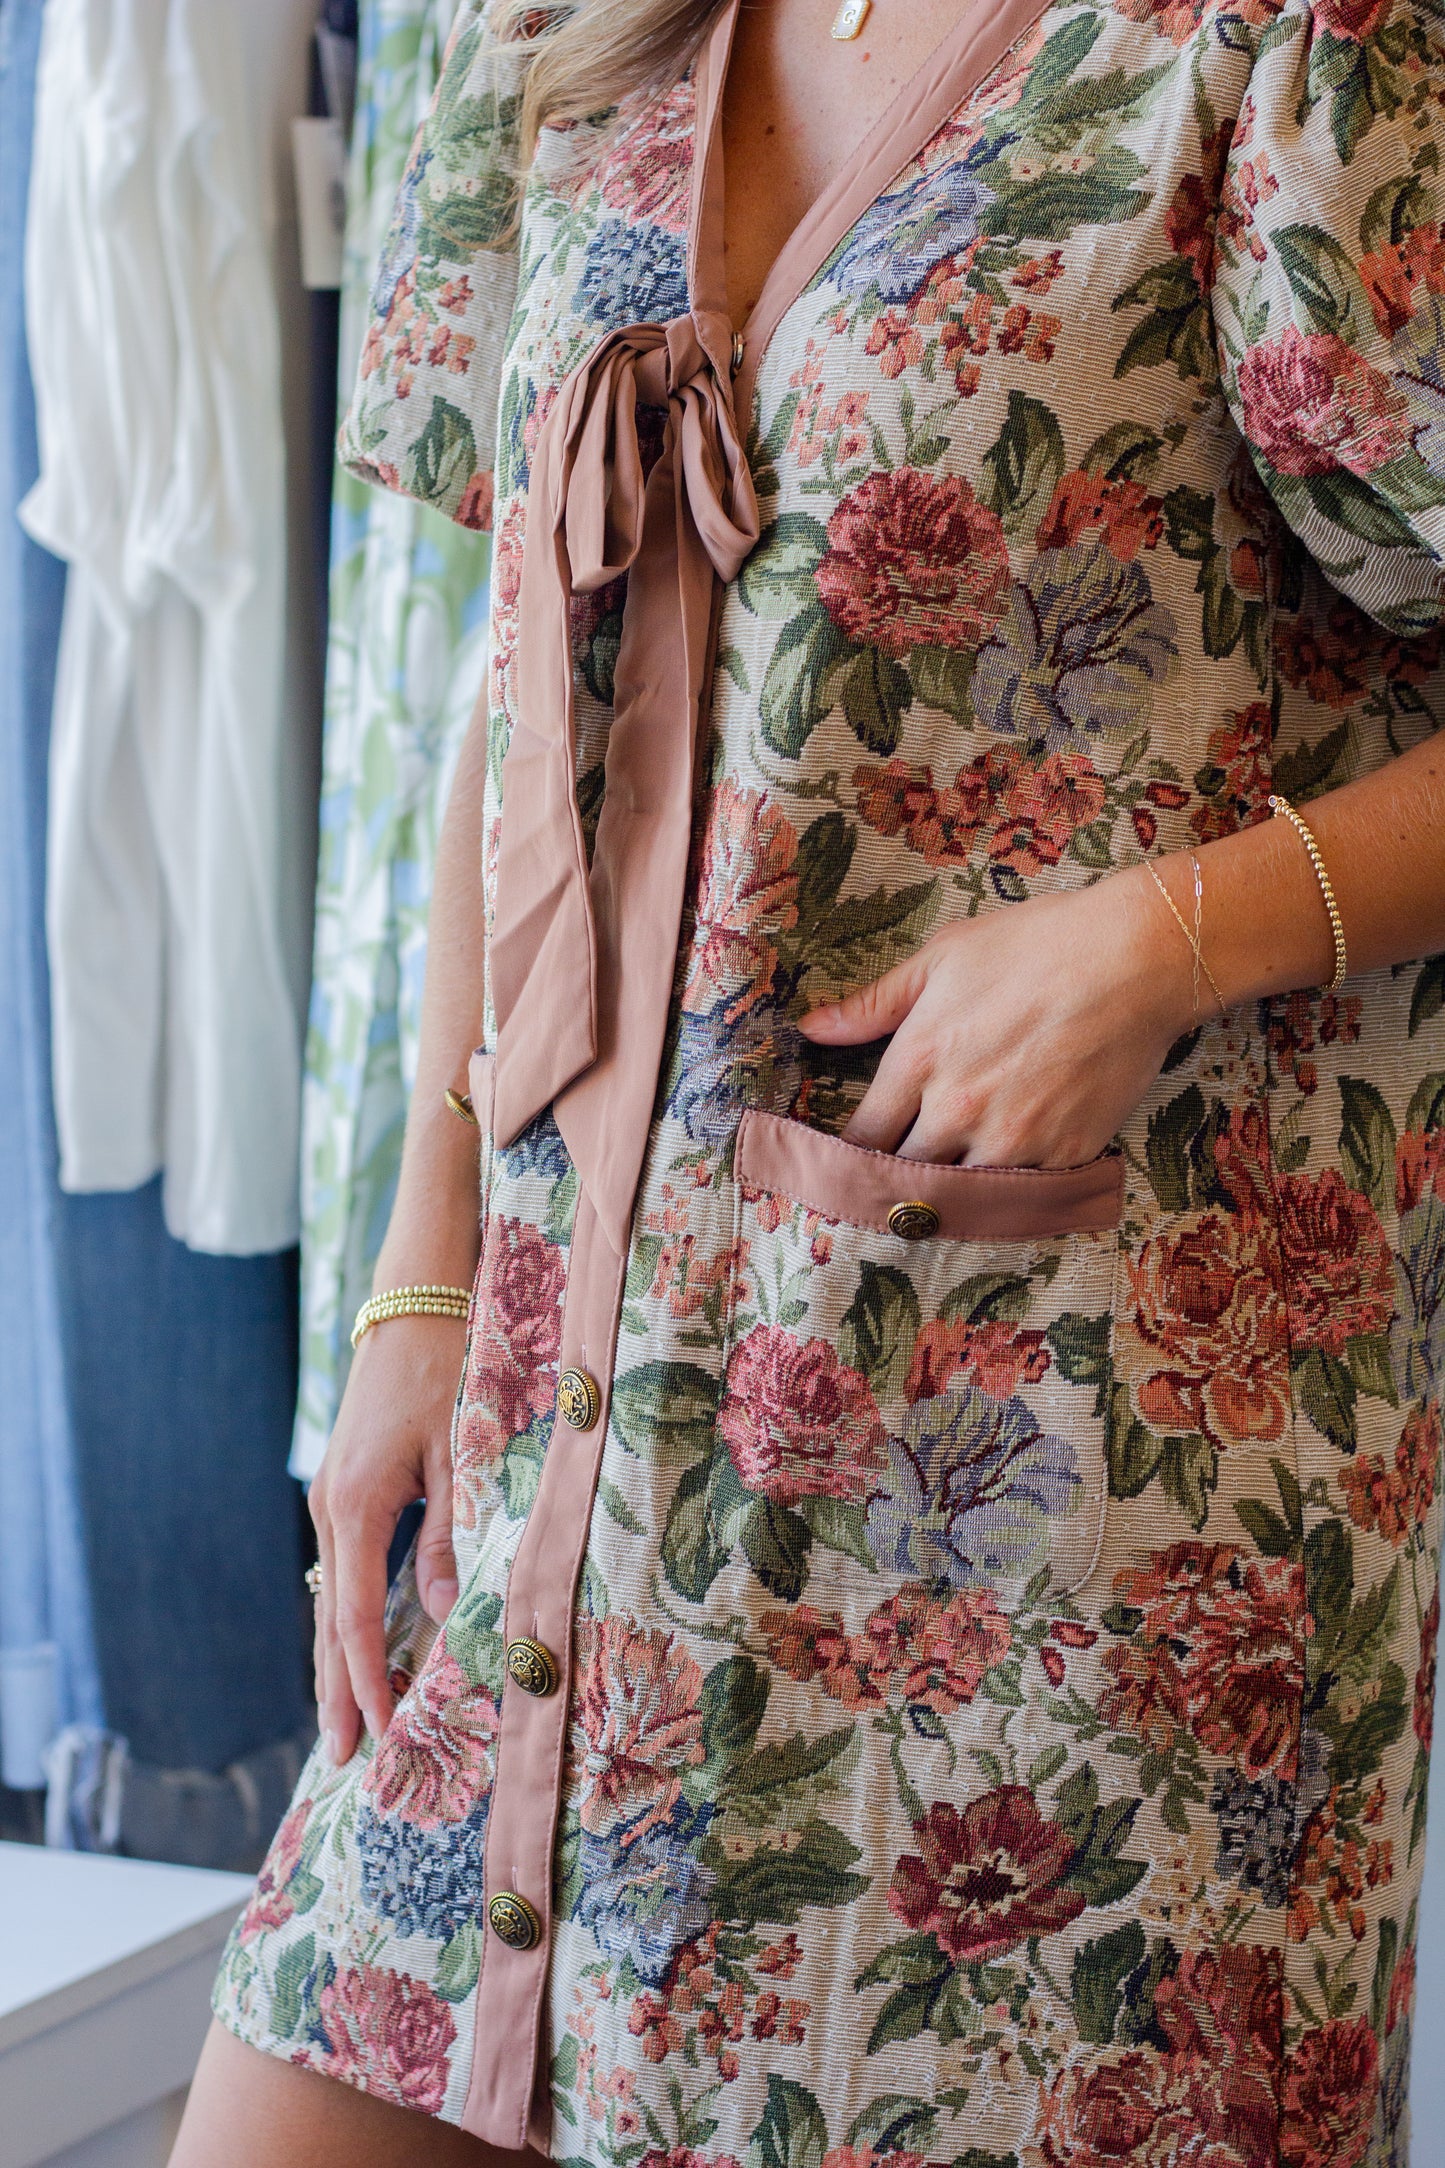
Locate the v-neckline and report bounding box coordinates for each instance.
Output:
[685,0,1056,423]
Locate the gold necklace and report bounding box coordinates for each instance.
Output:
[831,0,872,37]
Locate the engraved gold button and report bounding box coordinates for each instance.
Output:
[558,1366,601,1430]
[505,1636,558,1696]
[444,1085,478,1127]
[488,1891,542,1950]
[888,1200,940,1240]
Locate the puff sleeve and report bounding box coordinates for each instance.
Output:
[337,0,524,529]
[1214,0,1445,633]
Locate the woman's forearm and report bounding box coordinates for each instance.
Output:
[1157,732,1445,1015]
[371,709,491,1292]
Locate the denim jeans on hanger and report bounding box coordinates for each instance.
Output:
[1,0,313,1844]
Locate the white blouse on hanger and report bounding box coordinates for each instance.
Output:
[21,0,315,1255]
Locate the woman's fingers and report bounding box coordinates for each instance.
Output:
[309,1482,361,1765]
[841,1031,927,1153]
[799,947,930,1046]
[330,1490,396,1752]
[415,1435,459,1627]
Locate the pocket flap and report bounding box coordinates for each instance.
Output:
[467,1047,496,1134]
[735,1109,1123,1241]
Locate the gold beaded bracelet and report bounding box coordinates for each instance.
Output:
[1268,794,1348,994]
[351,1283,472,1350]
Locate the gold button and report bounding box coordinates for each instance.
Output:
[888,1200,940,1241]
[731,331,745,371]
[557,1366,601,1430]
[505,1636,558,1696]
[488,1891,542,1950]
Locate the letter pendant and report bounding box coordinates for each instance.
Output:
[831,0,871,37]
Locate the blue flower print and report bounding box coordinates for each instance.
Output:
[829,159,997,305]
[574,1799,716,1984]
[971,543,1179,748]
[575,217,688,328]
[356,1797,490,1941]
[668,1003,804,1149]
[868,1384,1081,1588]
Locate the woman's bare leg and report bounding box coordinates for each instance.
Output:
[170,2019,534,2168]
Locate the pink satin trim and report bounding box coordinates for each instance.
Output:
[736,1110,1124,1240]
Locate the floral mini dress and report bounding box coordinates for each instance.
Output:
[215,0,1445,2162]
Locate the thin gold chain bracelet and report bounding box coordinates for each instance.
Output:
[1269,794,1348,994]
[351,1283,472,1350]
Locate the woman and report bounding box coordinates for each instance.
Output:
[176,0,1445,2159]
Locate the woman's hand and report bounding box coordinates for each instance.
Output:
[307,1313,468,1766]
[798,866,1197,1167]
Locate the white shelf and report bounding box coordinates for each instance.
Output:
[0,1844,251,2168]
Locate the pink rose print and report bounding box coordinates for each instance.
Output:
[312,1963,456,2116]
[1237,328,1413,478]
[454,1216,566,1487]
[816,468,1011,656]
[1275,1166,1395,1356]
[238,1798,311,1940]
[718,1325,886,1505]
[1280,2018,1380,2168]
[572,1614,706,1846]
[684,780,800,1023]
[361,1645,499,1828]
[1102,1541,1304,1779]
[1119,1198,1290,1450]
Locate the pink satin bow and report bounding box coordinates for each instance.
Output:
[489,308,761,1253]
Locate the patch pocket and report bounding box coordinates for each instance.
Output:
[723,1109,1125,1605]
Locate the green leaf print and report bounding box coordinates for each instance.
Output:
[436,1921,483,2001]
[741,1495,814,1600]
[1159,1430,1220,1528]
[1046,1311,1112,1416]
[269,1933,316,2039]
[839,1263,921,1398]
[739,514,830,617]
[1271,721,1350,801]
[1107,1381,1164,1497]
[1272,224,1373,340]
[1145,1083,1204,1213]
[1405,1070,1445,1132]
[662,1450,737,1600]
[1339,1075,1399,1212]
[1070,1921,1147,2044]
[1113,258,1214,383]
[747,2079,829,2168]
[700,1652,770,1764]
[758,605,858,758]
[979,392,1066,541]
[729,1725,855,1807]
[403,397,479,507]
[911,644,976,721]
[1347,1330,1398,1404]
[837,645,912,754]
[611,1360,719,1462]
[711,1815,869,1928]
[1408,956,1445,1037]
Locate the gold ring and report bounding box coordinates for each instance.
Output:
[304,1562,324,1598]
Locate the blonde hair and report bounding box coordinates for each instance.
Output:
[490,0,727,162]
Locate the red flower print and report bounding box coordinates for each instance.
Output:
[1416,1582,1439,1754]
[1025,2045,1190,2166]
[455,1216,566,1484]
[865,312,926,379]
[597,83,694,232]
[572,1614,706,1845]
[853,748,1105,876]
[1190,702,1273,843]
[887,1787,1086,1962]
[761,1603,881,1709]
[816,468,1011,657]
[1275,1167,1395,1356]
[1155,1945,1282,2167]
[1388,1940,1417,2034]
[313,1963,456,2115]
[1102,1542,1304,1779]
[1237,329,1414,478]
[1361,221,1445,338]
[637,2150,742,2168]
[1265,989,1362,1097]
[456,469,494,533]
[684,780,799,1023]
[1341,1400,1438,1543]
[906,1318,1050,1403]
[1396,1125,1445,1214]
[1312,0,1391,37]
[361,1646,499,1828]
[1120,1202,1290,1450]
[1036,469,1164,560]
[860,1584,1012,1712]
[1165,137,1228,294]
[238,1798,311,1940]
[718,1326,886,1506]
[1280,2018,1380,2168]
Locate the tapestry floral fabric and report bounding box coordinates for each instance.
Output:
[291,0,493,1481]
[218,0,1445,2161]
